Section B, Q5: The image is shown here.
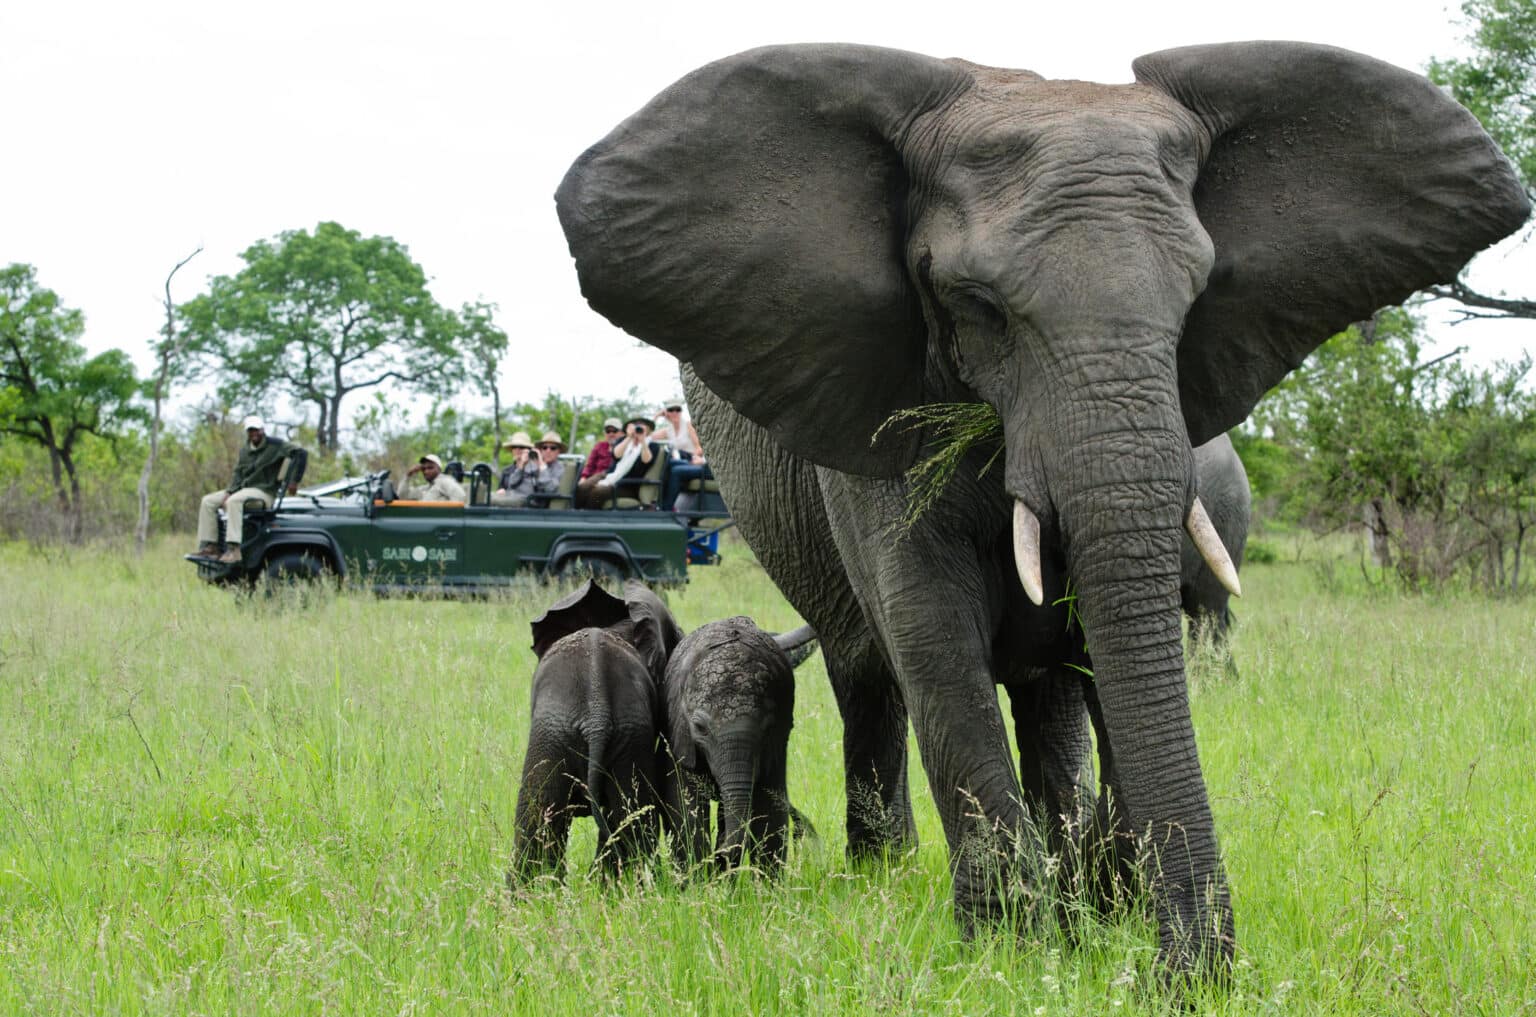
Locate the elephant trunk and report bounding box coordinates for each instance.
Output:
[712,734,761,870]
[1043,405,1234,972]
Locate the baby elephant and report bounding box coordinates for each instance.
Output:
[662,618,816,874]
[510,579,683,882]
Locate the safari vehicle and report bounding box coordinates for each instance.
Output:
[185,449,730,593]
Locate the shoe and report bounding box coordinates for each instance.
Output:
[194,542,219,556]
[216,547,243,564]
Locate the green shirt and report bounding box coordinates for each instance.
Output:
[229,437,301,497]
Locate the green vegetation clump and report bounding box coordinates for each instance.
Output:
[874,402,1003,531]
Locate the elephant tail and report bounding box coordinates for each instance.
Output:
[772,624,819,669]
[585,704,617,853]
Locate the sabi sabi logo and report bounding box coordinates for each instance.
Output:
[381,545,457,563]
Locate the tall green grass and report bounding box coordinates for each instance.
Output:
[0,536,1531,1014]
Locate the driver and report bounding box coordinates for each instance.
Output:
[194,415,302,562]
[398,454,466,502]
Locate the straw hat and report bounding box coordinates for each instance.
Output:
[536,431,567,452]
[501,431,534,450]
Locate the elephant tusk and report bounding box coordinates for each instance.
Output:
[1186,497,1242,598]
[1012,501,1044,607]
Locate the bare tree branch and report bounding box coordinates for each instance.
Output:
[1423,280,1536,321]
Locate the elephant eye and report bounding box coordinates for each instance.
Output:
[946,284,1008,337]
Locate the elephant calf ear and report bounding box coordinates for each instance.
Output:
[1134,42,1531,445]
[621,579,686,682]
[529,580,629,658]
[662,637,701,770]
[556,44,970,477]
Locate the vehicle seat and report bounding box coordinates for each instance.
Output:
[468,462,494,506]
[266,448,309,511]
[444,460,465,484]
[530,454,582,509]
[609,444,668,509]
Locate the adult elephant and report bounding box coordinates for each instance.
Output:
[555,43,1528,975]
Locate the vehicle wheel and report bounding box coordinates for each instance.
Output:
[557,555,626,586]
[262,550,336,599]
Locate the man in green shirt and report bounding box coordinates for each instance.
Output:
[194,416,302,562]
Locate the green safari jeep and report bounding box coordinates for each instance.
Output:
[185,453,714,592]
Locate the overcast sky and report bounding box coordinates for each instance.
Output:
[4,0,1531,428]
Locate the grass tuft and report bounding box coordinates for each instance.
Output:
[873,402,1004,531]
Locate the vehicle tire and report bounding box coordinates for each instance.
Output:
[261,550,336,600]
[557,555,627,586]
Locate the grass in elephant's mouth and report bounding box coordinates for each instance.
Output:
[874,402,1004,531]
[0,535,1531,1015]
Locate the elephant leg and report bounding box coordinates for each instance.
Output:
[821,473,1027,932]
[668,769,714,871]
[750,757,792,875]
[510,736,582,883]
[1184,597,1239,680]
[1004,666,1095,853]
[588,731,660,879]
[828,640,917,860]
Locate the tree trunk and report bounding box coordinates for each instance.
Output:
[137,248,199,555]
[1365,498,1392,567]
[60,446,83,543]
[492,386,503,471]
[327,393,344,450]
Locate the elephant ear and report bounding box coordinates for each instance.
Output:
[1133,42,1531,445]
[529,580,628,658]
[557,44,972,477]
[662,630,704,770]
[620,579,685,681]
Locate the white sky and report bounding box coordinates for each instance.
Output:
[4,0,1532,428]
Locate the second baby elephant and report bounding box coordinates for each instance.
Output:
[510,580,684,882]
[662,619,817,874]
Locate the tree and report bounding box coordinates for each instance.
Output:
[136,247,201,554]
[0,264,143,541]
[1427,0,1536,319]
[1247,309,1536,590]
[180,222,483,451]
[459,301,510,469]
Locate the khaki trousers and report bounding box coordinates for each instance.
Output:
[197,487,273,545]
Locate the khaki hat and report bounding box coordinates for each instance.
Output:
[502,431,534,450]
[662,398,685,412]
[241,415,265,431]
[602,417,622,431]
[536,431,567,452]
[419,454,444,469]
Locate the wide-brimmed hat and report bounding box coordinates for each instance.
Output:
[662,397,685,412]
[536,431,567,452]
[501,431,534,450]
[624,416,655,433]
[419,453,444,469]
[241,415,265,431]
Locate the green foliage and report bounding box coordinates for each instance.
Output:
[179,222,508,451]
[1429,0,1536,187]
[0,263,143,540]
[1247,310,1536,591]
